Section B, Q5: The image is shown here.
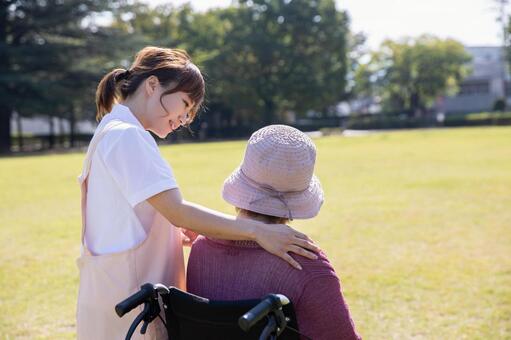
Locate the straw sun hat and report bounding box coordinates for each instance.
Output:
[222,125,324,220]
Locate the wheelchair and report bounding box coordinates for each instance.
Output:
[116,283,307,340]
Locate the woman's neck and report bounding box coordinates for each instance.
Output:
[122,95,147,129]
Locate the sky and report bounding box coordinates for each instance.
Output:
[143,0,505,49]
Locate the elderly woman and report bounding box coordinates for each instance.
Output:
[187,125,361,340]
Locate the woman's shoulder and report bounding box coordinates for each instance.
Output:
[100,117,149,140]
[97,120,156,157]
[190,235,208,248]
[295,249,338,279]
[189,236,219,255]
[190,236,245,252]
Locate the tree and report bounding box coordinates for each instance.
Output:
[201,0,349,125]
[114,0,349,129]
[0,0,127,153]
[356,35,471,116]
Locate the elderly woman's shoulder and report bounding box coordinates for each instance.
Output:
[294,249,338,278]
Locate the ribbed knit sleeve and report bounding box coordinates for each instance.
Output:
[294,275,361,340]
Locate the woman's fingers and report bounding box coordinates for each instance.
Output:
[288,245,318,260]
[293,236,320,254]
[280,244,318,270]
[181,228,199,247]
[255,223,322,269]
[280,252,302,270]
[293,231,313,241]
[182,234,192,247]
[286,227,318,249]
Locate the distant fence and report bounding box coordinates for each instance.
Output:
[10,134,93,153]
[344,112,511,130]
[442,112,511,127]
[167,117,345,142]
[291,117,345,132]
[344,114,436,130]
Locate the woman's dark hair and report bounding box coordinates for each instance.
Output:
[95,46,205,124]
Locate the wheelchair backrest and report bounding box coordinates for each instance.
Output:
[162,287,300,340]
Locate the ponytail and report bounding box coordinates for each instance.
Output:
[95,68,127,122]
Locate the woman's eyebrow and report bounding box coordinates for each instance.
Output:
[182,98,191,108]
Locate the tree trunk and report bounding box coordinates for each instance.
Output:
[263,99,274,125]
[0,4,11,154]
[0,106,11,154]
[16,112,23,151]
[69,110,76,148]
[48,115,55,149]
[59,117,65,146]
[410,92,421,117]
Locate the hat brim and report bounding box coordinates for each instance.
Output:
[222,167,324,219]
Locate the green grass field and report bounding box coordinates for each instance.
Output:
[1,126,510,339]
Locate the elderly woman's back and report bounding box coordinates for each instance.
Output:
[187,236,361,340]
[186,125,361,339]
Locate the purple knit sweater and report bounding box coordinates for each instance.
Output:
[187,236,361,340]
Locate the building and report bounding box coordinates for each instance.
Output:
[439,46,509,114]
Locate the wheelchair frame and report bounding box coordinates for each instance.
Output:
[116,283,304,340]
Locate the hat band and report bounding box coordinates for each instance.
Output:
[239,169,293,220]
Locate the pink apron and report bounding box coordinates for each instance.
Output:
[76,120,185,339]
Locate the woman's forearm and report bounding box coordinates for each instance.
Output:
[148,188,320,270]
[176,200,260,240]
[148,188,257,240]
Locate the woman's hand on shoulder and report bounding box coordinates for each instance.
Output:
[254,223,320,270]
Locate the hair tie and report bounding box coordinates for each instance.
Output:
[115,69,131,82]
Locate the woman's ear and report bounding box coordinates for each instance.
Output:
[144,76,159,96]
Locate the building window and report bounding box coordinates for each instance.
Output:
[459,81,489,95]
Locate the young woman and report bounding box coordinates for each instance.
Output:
[76,46,319,339]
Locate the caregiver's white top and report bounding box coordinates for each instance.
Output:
[85,103,178,255]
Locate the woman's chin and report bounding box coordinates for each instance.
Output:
[152,130,168,139]
[151,126,173,139]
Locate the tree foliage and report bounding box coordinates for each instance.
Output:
[2,1,474,153]
[206,0,349,124]
[0,0,128,152]
[354,35,471,115]
[114,0,349,127]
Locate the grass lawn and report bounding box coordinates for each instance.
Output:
[0,126,510,339]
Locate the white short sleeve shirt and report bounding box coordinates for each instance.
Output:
[85,104,178,255]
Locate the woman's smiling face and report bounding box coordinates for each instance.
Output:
[144,76,193,138]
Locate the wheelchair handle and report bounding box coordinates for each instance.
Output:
[238,294,290,332]
[115,283,154,317]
